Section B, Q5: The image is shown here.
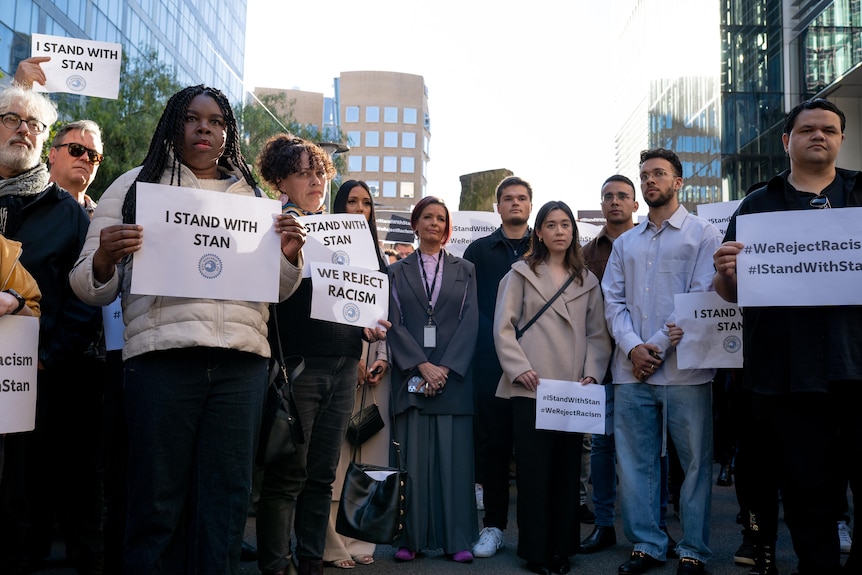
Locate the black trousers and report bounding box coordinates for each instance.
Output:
[511,397,581,565]
[473,363,514,530]
[744,384,861,574]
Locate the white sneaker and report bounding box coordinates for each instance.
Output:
[475,483,485,510]
[472,526,503,558]
[839,520,853,554]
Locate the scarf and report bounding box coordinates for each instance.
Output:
[0,164,50,236]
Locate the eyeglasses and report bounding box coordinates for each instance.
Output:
[602,192,633,202]
[54,142,104,165]
[0,112,48,134]
[809,195,831,209]
[639,169,679,183]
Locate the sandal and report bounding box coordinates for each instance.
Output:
[326,558,356,569]
[352,555,374,565]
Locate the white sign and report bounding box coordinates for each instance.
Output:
[736,208,862,306]
[309,263,388,328]
[300,214,381,277]
[674,292,743,369]
[31,34,122,99]
[577,221,602,246]
[534,379,613,435]
[0,316,39,433]
[697,200,741,238]
[447,211,501,257]
[132,183,283,302]
[102,296,124,351]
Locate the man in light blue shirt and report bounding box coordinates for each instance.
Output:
[602,148,722,575]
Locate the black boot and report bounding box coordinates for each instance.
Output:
[717,463,733,486]
[749,544,778,575]
[298,557,323,575]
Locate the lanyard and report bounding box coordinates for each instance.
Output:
[416,250,442,321]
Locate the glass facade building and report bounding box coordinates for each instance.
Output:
[0,0,247,104]
[798,0,862,99]
[720,0,786,199]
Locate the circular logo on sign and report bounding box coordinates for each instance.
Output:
[198,253,223,279]
[66,75,87,91]
[723,335,741,353]
[343,303,360,323]
[332,251,350,266]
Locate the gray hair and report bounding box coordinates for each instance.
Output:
[53,119,103,150]
[0,84,58,139]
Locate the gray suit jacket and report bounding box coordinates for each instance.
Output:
[388,250,478,416]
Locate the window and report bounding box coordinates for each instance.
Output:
[365,131,379,147]
[366,106,380,122]
[347,131,361,147]
[384,132,398,147]
[345,106,359,122]
[366,156,380,172]
[401,157,415,173]
[367,181,380,197]
[384,107,398,123]
[402,132,416,148]
[383,156,398,173]
[401,182,415,198]
[383,181,397,197]
[348,156,362,172]
[403,108,418,124]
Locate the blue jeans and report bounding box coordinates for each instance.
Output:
[123,348,267,575]
[614,382,713,563]
[590,431,616,527]
[256,356,357,572]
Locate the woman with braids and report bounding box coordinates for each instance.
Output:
[69,85,306,574]
[254,137,388,575]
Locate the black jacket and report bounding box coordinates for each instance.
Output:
[14,182,101,369]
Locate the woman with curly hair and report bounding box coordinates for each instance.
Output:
[70,85,305,574]
[255,138,388,575]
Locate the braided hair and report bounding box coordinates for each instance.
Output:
[122,85,256,223]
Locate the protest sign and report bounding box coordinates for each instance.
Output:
[309,263,388,328]
[577,221,601,246]
[674,291,743,369]
[447,211,501,257]
[31,34,121,99]
[132,183,282,302]
[300,214,381,277]
[375,211,414,243]
[697,200,741,238]
[0,316,38,433]
[102,296,124,351]
[736,208,862,306]
[535,379,613,435]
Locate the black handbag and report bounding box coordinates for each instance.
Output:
[346,384,385,447]
[335,439,408,544]
[256,304,305,467]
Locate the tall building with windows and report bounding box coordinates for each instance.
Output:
[611,0,722,211]
[339,71,430,212]
[0,0,247,104]
[254,71,430,212]
[721,0,862,199]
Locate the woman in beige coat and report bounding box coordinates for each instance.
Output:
[494,201,611,575]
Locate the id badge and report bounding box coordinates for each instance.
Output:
[423,324,437,348]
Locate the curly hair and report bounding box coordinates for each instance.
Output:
[334,180,387,272]
[122,85,255,223]
[256,134,336,190]
[523,200,585,285]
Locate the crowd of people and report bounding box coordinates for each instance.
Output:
[0,58,858,575]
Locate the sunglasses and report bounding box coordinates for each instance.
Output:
[54,142,104,165]
[809,195,830,209]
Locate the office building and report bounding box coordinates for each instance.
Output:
[0,0,247,104]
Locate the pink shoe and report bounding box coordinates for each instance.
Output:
[451,550,474,563]
[394,547,416,561]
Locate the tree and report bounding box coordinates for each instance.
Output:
[55,49,181,200]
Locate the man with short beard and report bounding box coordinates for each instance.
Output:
[0,84,101,574]
[602,149,722,575]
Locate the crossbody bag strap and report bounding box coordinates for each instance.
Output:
[515,273,577,340]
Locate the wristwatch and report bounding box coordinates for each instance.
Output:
[3,289,26,315]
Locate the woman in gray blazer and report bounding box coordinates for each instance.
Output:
[387,196,479,563]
